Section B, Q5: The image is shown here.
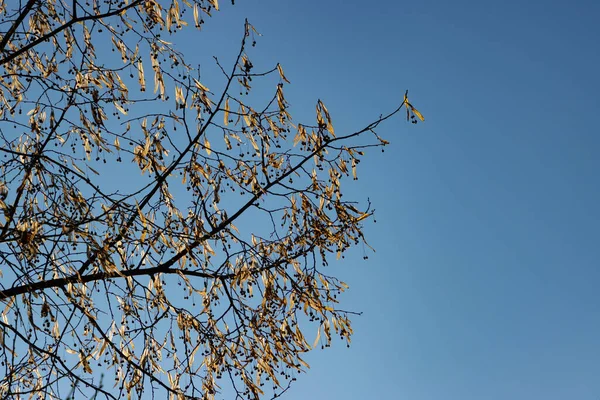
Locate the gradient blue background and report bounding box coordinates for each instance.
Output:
[179,1,600,399]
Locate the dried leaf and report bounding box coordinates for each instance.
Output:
[277,63,291,83]
[208,0,219,10]
[411,105,425,121]
[224,97,230,125]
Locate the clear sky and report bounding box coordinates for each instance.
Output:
[184,1,600,399]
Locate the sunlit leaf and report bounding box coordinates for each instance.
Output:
[224,97,230,125]
[411,105,425,121]
[208,0,219,11]
[277,63,291,83]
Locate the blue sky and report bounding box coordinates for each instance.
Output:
[184,1,600,399]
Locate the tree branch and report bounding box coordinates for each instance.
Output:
[0,0,144,66]
[0,0,38,54]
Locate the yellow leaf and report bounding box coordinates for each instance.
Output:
[136,201,147,228]
[193,4,200,27]
[52,320,60,339]
[193,78,209,92]
[208,0,219,10]
[79,351,93,374]
[203,241,215,255]
[318,100,330,120]
[114,101,127,115]
[277,63,291,83]
[70,160,85,176]
[316,104,324,126]
[297,355,310,369]
[250,24,262,37]
[411,105,425,121]
[204,137,211,155]
[355,213,369,222]
[223,97,229,126]
[243,111,252,127]
[249,135,259,152]
[312,327,321,349]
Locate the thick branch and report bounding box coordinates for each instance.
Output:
[0,266,215,301]
[0,0,38,54]
[0,0,144,66]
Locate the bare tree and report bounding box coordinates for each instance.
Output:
[0,1,424,399]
